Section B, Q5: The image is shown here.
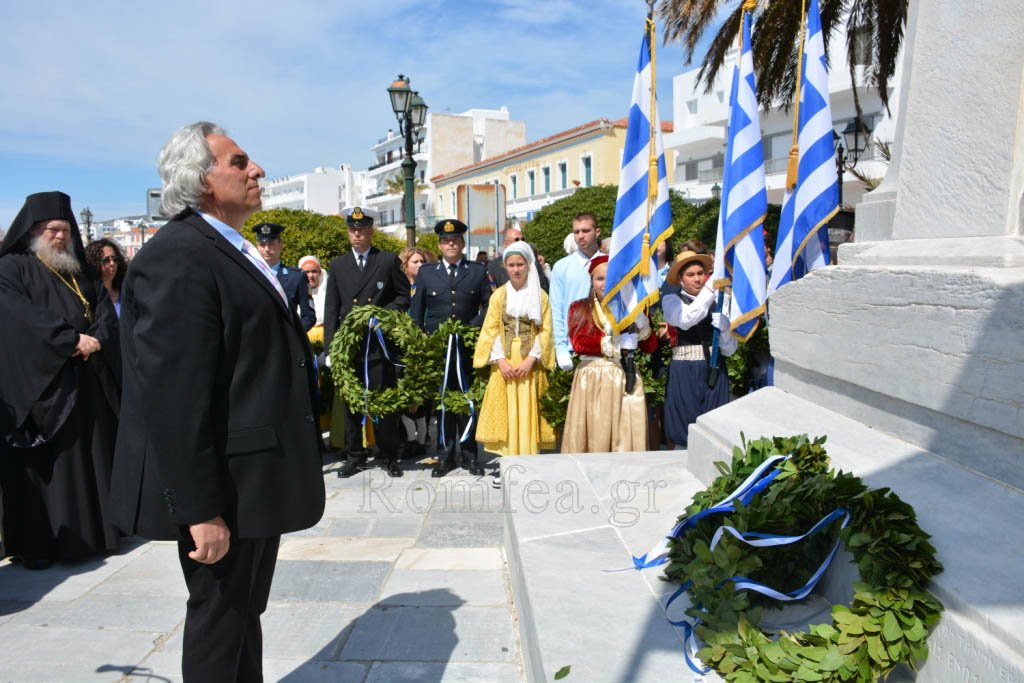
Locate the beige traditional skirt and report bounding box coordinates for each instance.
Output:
[561,356,647,454]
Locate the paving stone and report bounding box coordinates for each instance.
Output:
[124,650,184,682]
[284,516,334,538]
[8,594,184,633]
[0,542,150,603]
[499,457,610,543]
[369,515,423,538]
[364,661,524,682]
[261,602,364,660]
[395,548,504,571]
[429,478,508,513]
[379,570,506,606]
[0,623,160,682]
[266,658,369,682]
[277,537,413,562]
[324,516,375,537]
[0,600,26,626]
[270,560,391,603]
[416,515,504,548]
[89,543,188,598]
[339,605,518,663]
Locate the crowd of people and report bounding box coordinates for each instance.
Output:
[0,121,740,682]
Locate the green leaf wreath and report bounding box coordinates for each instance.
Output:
[328,305,434,418]
[427,319,488,416]
[665,434,944,682]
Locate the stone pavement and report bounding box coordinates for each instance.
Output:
[0,455,524,683]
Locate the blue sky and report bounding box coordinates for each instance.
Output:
[0,0,715,230]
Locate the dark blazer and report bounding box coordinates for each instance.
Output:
[110,210,325,541]
[410,259,491,333]
[276,265,316,331]
[487,256,549,292]
[323,247,410,350]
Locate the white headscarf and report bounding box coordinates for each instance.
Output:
[502,241,542,324]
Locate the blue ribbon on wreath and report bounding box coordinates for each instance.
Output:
[438,333,475,448]
[361,315,404,426]
[627,454,791,570]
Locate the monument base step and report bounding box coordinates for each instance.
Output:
[687,387,1024,683]
[501,452,726,682]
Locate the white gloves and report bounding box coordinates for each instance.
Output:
[634,313,651,338]
[617,333,639,350]
[557,350,574,372]
[712,312,731,332]
[324,353,332,368]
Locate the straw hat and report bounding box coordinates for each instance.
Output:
[666,250,714,286]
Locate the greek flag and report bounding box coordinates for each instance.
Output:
[603,19,673,332]
[712,10,767,341]
[768,0,837,296]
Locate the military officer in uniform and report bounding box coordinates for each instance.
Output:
[324,207,410,478]
[410,219,491,477]
[254,221,316,331]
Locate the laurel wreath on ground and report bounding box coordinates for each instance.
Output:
[328,305,434,418]
[428,319,488,416]
[664,434,944,682]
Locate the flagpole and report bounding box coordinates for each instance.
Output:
[785,0,809,190]
[708,0,756,388]
[641,0,657,277]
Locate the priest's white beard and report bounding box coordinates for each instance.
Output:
[30,233,81,274]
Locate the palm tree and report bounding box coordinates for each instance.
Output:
[383,173,428,196]
[659,0,907,115]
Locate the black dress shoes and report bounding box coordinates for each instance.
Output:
[337,456,368,478]
[20,558,54,571]
[432,459,455,478]
[383,459,404,477]
[467,461,485,476]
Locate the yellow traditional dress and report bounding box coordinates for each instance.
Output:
[473,284,556,455]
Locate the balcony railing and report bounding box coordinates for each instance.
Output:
[697,168,723,183]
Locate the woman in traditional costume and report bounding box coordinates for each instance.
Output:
[561,255,657,453]
[660,250,736,449]
[474,241,555,457]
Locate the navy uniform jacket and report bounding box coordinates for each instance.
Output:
[323,247,410,350]
[410,259,491,333]
[276,264,316,331]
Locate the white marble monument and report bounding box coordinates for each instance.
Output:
[688,0,1024,680]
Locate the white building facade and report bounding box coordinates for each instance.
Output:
[364,106,526,239]
[665,24,899,208]
[260,164,369,216]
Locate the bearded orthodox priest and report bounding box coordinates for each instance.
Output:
[0,191,120,569]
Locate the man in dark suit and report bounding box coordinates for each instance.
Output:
[110,121,325,683]
[254,221,316,330]
[324,206,410,478]
[410,219,491,477]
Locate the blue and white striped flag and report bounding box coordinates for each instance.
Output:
[713,9,767,341]
[768,0,837,296]
[604,19,673,332]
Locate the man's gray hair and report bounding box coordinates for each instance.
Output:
[157,121,226,217]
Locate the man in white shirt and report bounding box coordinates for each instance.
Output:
[549,212,606,371]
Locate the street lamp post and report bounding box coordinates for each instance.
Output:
[80,207,93,243]
[833,117,873,207]
[387,74,429,247]
[710,182,722,201]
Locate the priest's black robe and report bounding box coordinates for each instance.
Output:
[0,253,120,562]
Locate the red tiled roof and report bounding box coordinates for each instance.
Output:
[432,116,673,183]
